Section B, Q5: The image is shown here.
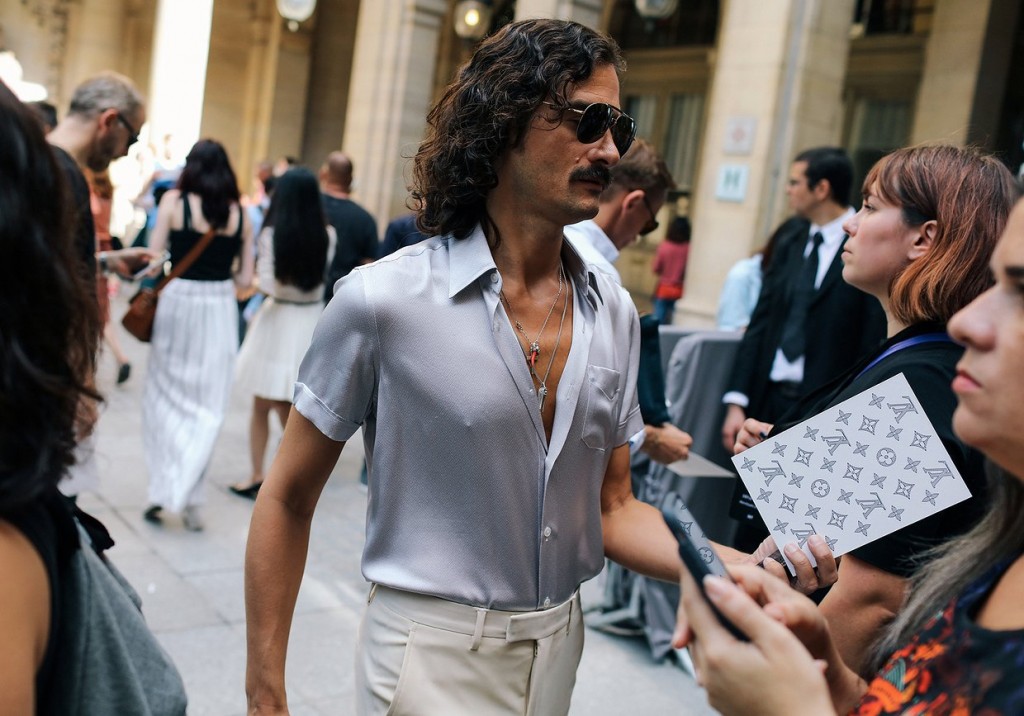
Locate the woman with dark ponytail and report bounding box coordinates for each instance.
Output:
[231,167,333,498]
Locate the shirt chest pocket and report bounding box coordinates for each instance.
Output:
[581,365,621,450]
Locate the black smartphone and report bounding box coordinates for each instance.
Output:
[661,492,748,641]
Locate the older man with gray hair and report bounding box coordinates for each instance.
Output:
[47,72,150,498]
[47,71,148,278]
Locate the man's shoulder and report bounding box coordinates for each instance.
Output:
[50,145,88,191]
[322,194,374,218]
[773,216,811,249]
[359,235,445,277]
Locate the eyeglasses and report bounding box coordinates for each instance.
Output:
[544,101,636,156]
[115,112,140,148]
[639,194,659,236]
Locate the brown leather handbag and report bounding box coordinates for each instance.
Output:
[121,228,217,342]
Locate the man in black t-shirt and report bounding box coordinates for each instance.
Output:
[319,151,378,301]
[47,72,151,280]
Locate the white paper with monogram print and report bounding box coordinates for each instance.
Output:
[731,373,972,571]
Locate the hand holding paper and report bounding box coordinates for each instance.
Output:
[731,374,972,571]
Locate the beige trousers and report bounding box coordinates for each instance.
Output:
[355,585,584,715]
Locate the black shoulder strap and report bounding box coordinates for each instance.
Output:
[233,203,244,240]
[182,193,193,230]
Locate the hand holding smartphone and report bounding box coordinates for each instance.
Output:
[132,251,170,280]
[661,493,748,641]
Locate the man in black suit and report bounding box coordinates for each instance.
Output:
[719,147,886,550]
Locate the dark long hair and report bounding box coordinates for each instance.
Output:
[263,168,329,291]
[0,81,101,514]
[411,19,624,239]
[176,139,241,229]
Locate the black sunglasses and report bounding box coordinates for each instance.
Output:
[544,101,636,156]
[115,112,140,148]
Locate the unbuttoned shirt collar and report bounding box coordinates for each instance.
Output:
[447,223,602,311]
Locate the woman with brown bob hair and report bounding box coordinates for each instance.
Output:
[723,145,1019,677]
[678,198,1024,716]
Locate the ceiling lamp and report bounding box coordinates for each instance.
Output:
[633,0,679,20]
[276,0,316,31]
[454,0,492,41]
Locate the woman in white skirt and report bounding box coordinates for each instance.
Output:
[142,139,254,530]
[230,167,333,498]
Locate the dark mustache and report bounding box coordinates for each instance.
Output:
[569,166,611,188]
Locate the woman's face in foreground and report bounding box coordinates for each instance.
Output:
[840,183,928,302]
[948,201,1024,476]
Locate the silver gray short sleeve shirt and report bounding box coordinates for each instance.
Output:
[294,224,643,610]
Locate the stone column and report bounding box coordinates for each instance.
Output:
[910,0,1018,146]
[678,0,854,327]
[342,0,447,223]
[148,0,214,150]
[235,5,280,191]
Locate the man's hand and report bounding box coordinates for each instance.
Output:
[721,404,746,453]
[734,417,773,454]
[641,423,692,464]
[100,247,158,279]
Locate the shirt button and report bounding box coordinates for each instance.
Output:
[490,273,498,283]
[543,597,551,607]
[543,526,552,538]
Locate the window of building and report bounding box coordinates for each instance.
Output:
[845,98,913,195]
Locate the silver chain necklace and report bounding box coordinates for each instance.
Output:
[534,277,570,411]
[500,263,565,370]
[500,263,568,411]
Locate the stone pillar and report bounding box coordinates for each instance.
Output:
[515,0,603,28]
[678,0,854,327]
[235,6,281,191]
[148,0,214,150]
[342,0,447,223]
[301,0,361,166]
[911,0,1018,146]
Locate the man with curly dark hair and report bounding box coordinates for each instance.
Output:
[244,19,689,715]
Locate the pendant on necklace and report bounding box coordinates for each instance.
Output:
[538,384,548,410]
[528,341,540,368]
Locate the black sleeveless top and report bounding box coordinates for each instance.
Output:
[3,488,81,711]
[168,194,244,281]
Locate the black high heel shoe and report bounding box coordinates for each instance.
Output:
[228,482,263,499]
[143,504,163,524]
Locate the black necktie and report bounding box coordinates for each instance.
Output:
[779,231,824,362]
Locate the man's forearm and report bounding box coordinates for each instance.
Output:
[244,497,316,710]
[602,496,682,584]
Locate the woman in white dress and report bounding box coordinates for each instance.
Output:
[143,139,255,530]
[230,168,333,498]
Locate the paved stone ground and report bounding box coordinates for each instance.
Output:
[80,296,718,715]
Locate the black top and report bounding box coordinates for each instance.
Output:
[774,322,988,577]
[168,194,243,281]
[3,488,81,712]
[52,146,96,284]
[322,194,378,300]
